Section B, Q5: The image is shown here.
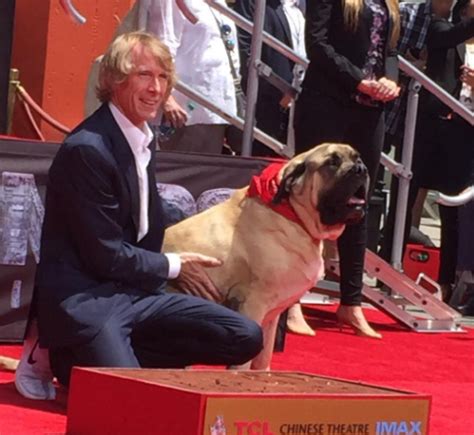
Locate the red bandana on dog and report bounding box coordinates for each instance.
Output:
[247,162,305,228]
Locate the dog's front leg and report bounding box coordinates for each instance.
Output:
[249,315,279,371]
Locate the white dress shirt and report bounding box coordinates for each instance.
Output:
[146,0,239,125]
[109,103,180,279]
[281,0,306,59]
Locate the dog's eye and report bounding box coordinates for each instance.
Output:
[327,154,341,167]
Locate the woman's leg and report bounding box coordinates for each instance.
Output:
[337,106,385,304]
[334,106,385,338]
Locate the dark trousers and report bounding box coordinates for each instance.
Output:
[251,95,289,157]
[50,293,263,386]
[295,93,385,305]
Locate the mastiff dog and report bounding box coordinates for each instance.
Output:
[163,143,369,370]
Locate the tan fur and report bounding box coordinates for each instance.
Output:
[163,143,361,370]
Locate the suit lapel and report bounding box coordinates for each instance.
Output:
[147,139,158,226]
[276,5,293,48]
[100,105,141,234]
[456,43,466,64]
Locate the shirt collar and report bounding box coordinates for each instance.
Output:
[281,0,299,6]
[109,102,153,155]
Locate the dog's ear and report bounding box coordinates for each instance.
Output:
[272,161,306,204]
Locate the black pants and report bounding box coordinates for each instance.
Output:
[50,293,263,386]
[295,93,385,305]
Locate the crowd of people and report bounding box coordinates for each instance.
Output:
[13,0,474,401]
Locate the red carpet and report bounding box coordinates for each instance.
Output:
[0,306,472,435]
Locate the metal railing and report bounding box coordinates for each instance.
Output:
[399,56,474,125]
[435,186,474,207]
[175,80,291,157]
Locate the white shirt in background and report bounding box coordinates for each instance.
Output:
[460,43,474,111]
[281,0,306,59]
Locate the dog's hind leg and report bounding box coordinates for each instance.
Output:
[249,315,279,371]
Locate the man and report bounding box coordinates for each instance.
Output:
[15,31,262,399]
[234,0,305,156]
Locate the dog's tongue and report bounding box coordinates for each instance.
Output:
[347,197,365,205]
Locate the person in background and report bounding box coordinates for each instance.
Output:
[402,0,474,301]
[14,31,262,400]
[234,0,306,156]
[385,0,454,148]
[294,0,401,338]
[380,0,455,263]
[148,0,241,153]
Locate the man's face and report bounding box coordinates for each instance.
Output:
[112,44,168,128]
[432,0,455,18]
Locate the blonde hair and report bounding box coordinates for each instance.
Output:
[96,31,176,103]
[343,0,400,48]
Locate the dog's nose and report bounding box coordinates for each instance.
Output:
[353,158,367,175]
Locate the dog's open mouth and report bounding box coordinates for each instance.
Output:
[319,179,368,226]
[343,183,367,224]
[346,184,366,208]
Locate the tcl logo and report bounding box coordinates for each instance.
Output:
[234,421,274,435]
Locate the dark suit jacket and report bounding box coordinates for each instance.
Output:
[421,16,474,117]
[302,0,399,103]
[35,104,170,348]
[235,0,294,94]
[234,0,295,146]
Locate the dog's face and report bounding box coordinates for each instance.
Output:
[274,143,369,240]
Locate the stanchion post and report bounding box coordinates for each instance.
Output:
[241,0,266,157]
[7,68,19,135]
[391,78,420,271]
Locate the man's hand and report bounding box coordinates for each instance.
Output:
[163,95,188,128]
[174,253,223,302]
[461,65,474,88]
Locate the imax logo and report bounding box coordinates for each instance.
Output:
[376,421,422,435]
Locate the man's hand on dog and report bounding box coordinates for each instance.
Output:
[175,253,223,302]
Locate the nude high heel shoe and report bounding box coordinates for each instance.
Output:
[336,305,382,339]
[286,303,316,336]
